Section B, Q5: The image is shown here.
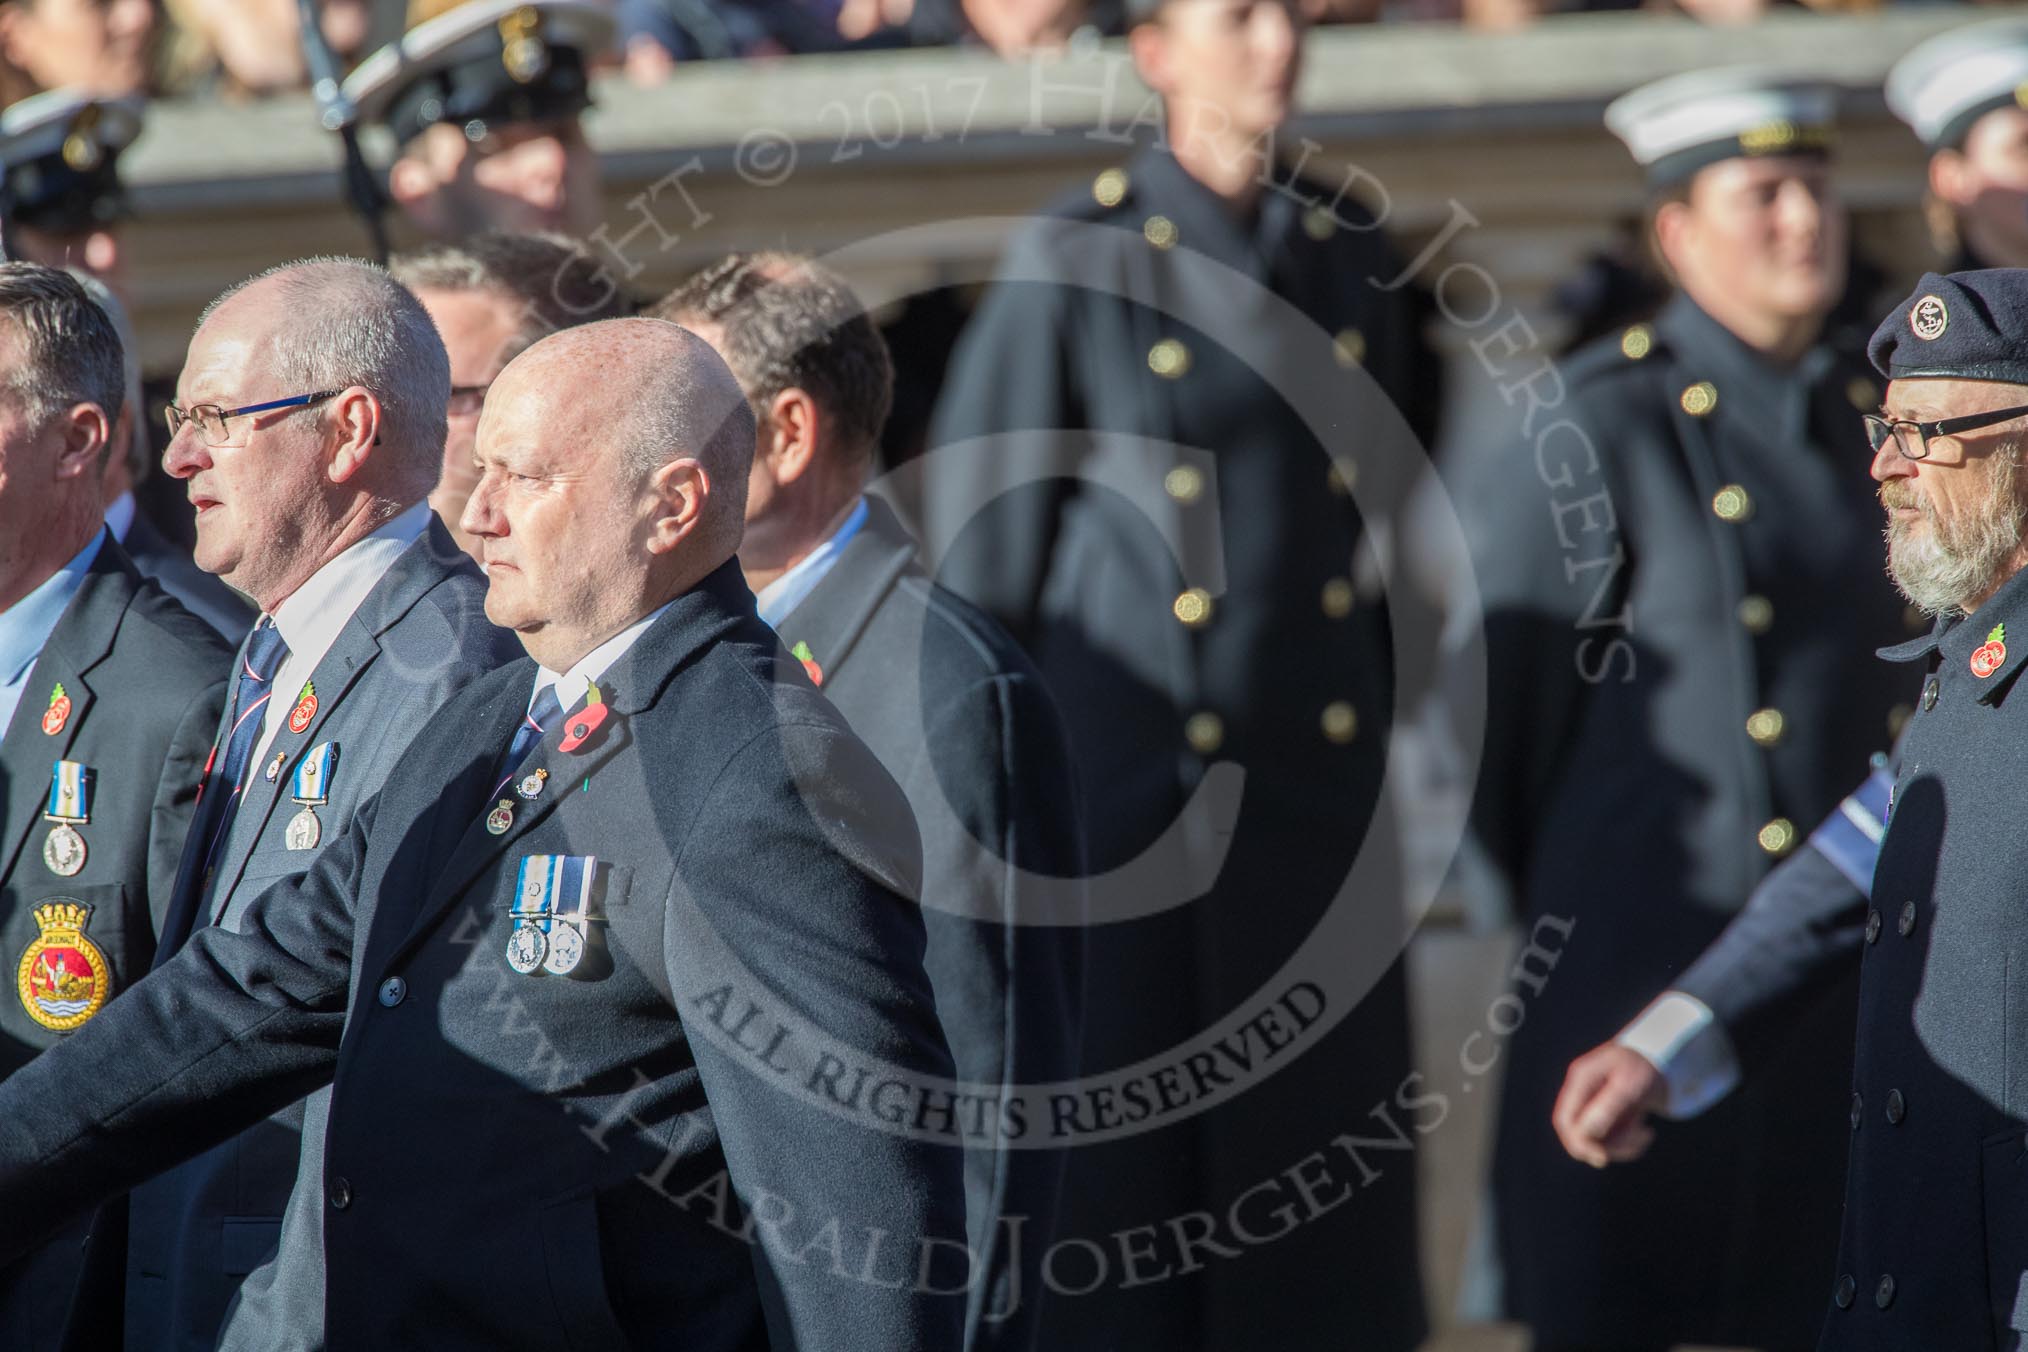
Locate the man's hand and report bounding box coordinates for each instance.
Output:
[1553,1041,1669,1168]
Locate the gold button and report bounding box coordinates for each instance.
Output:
[1184,711,1224,755]
[1149,339,1191,379]
[1173,587,1214,627]
[1143,215,1178,250]
[1847,376,1879,412]
[1712,484,1753,523]
[1332,328,1366,369]
[1321,577,1354,619]
[1092,168,1128,207]
[1738,594,1774,634]
[1302,205,1336,241]
[1164,466,1204,504]
[1887,703,1913,738]
[1620,324,1653,361]
[1680,381,1718,417]
[1327,461,1357,496]
[1758,817,1798,856]
[1746,707,1786,747]
[1321,701,1358,744]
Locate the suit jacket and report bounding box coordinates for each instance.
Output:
[923,145,1429,1351]
[1813,566,2028,1351]
[771,495,1085,1352]
[0,535,230,1352]
[1450,291,1910,1348]
[118,515,520,1352]
[0,559,967,1352]
[120,511,254,643]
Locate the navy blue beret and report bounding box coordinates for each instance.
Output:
[1870,269,2028,385]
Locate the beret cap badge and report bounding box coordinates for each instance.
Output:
[499,6,549,85]
[1911,295,1949,341]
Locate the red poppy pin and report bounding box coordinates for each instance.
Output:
[557,683,610,753]
[1972,623,2008,679]
[790,641,824,687]
[288,681,317,734]
[40,683,70,736]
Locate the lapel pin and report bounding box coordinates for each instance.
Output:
[557,682,610,753]
[287,681,318,734]
[791,641,825,687]
[516,767,549,800]
[40,683,70,736]
[1973,623,2007,679]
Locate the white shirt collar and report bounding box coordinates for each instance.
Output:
[103,490,137,543]
[754,495,868,630]
[256,501,432,759]
[530,597,677,717]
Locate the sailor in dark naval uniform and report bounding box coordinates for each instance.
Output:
[922,0,1440,1346]
[1887,19,2028,275]
[1449,68,1912,1351]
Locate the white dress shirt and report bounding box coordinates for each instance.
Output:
[257,502,431,763]
[0,528,105,734]
[526,597,678,719]
[754,495,868,630]
[1616,990,1742,1119]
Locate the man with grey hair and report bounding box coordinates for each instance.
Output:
[659,253,1086,1352]
[0,262,230,1348]
[0,316,966,1351]
[390,230,632,559]
[69,256,520,1352]
[67,270,253,640]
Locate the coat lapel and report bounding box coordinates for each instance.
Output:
[773,496,919,687]
[0,543,130,892]
[206,518,469,916]
[382,560,760,968]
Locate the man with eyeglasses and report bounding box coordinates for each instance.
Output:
[1561,268,2028,1346]
[1452,68,1911,1351]
[65,257,520,1352]
[391,231,632,561]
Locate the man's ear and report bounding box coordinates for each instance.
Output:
[324,387,384,485]
[1652,198,1695,281]
[645,457,708,556]
[1930,148,1974,210]
[764,387,822,485]
[54,403,110,484]
[1128,20,1171,98]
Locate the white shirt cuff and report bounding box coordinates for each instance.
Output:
[1616,991,1741,1120]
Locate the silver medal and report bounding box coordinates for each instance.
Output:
[505,923,547,974]
[42,823,85,877]
[285,806,322,851]
[542,921,585,976]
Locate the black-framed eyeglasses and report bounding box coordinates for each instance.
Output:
[1864,403,2028,461]
[163,389,342,447]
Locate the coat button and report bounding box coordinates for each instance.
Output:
[1711,483,1753,522]
[1332,329,1366,368]
[1922,677,1939,710]
[1737,594,1774,634]
[1875,1274,1895,1309]
[1148,339,1191,379]
[1864,910,1881,944]
[378,976,406,1008]
[1143,214,1178,250]
[1898,900,1916,937]
[1184,712,1224,755]
[1321,702,1358,744]
[1621,324,1653,361]
[1757,817,1797,856]
[1091,168,1128,207]
[1681,380,1719,416]
[1173,588,1213,628]
[329,1177,353,1210]
[1321,577,1354,619]
[1163,466,1204,504]
[1745,707,1786,747]
[1833,1274,1856,1309]
[1885,1089,1905,1124]
[1302,205,1337,240]
[1850,1092,1862,1129]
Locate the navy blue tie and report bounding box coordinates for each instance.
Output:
[197,618,290,884]
[492,684,565,800]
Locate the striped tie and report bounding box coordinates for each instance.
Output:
[196,617,290,885]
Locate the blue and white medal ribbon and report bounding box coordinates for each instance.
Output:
[507,854,596,976]
[41,760,91,877]
[285,742,338,851]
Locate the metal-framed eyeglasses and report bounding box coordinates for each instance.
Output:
[1864,402,2028,462]
[163,389,342,447]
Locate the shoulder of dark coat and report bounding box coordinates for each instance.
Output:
[881,570,1054,699]
[114,578,235,694]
